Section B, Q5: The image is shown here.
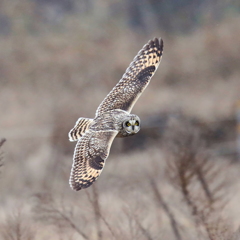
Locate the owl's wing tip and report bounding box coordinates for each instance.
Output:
[159,38,164,49]
[143,37,163,55]
[149,37,163,50]
[70,182,94,191]
[69,181,83,191]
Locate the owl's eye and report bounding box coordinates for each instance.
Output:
[135,121,139,126]
[126,121,131,127]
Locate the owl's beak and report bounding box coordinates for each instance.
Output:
[129,124,139,134]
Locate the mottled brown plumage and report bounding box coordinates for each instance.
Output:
[69,38,163,191]
[70,130,118,190]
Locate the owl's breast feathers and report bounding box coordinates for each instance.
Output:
[90,109,129,132]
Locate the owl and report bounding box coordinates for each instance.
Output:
[68,38,163,191]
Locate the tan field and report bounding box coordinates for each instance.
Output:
[0,1,240,239]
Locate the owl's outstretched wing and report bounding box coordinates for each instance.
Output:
[69,130,118,191]
[96,38,163,117]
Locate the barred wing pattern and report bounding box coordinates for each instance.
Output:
[68,117,93,142]
[69,130,118,191]
[96,38,163,116]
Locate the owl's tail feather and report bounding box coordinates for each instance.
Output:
[68,118,93,142]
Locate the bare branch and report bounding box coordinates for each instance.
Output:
[149,178,182,240]
[164,117,231,239]
[92,185,102,240]
[134,217,153,240]
[0,138,6,148]
[0,208,35,240]
[33,193,89,240]
[0,138,6,171]
[86,186,117,240]
[123,207,153,240]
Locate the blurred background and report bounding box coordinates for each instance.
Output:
[0,0,240,239]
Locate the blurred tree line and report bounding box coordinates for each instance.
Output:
[0,0,239,35]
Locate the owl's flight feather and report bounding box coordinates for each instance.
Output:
[96,38,163,116]
[69,117,93,142]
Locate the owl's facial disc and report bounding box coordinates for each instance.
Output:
[124,117,140,134]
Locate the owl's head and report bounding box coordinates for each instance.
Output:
[121,114,140,136]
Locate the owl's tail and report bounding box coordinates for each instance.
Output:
[68,117,93,141]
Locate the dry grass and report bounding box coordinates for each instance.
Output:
[0,208,36,240]
[163,117,232,239]
[0,1,240,239]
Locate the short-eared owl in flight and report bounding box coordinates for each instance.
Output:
[69,38,163,191]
